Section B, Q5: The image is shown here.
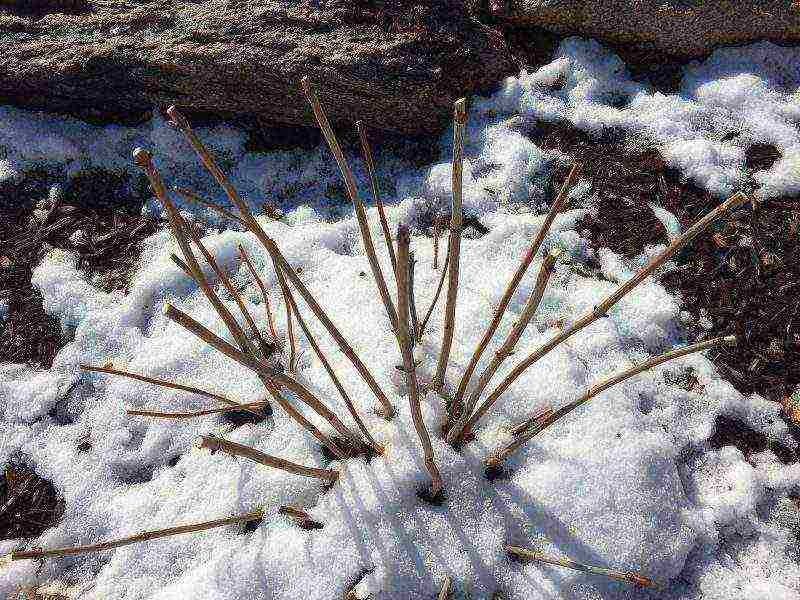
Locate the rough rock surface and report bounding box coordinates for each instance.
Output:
[0,0,516,134]
[500,0,800,59]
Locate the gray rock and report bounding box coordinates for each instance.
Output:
[0,1,516,134]
[503,0,800,59]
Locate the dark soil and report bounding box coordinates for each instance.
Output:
[525,120,800,423]
[0,463,65,541]
[0,167,158,367]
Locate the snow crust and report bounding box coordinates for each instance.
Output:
[1,38,799,599]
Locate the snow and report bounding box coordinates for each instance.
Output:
[2,38,800,599]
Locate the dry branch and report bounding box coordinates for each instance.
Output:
[505,546,654,587]
[173,186,247,226]
[301,77,398,332]
[262,237,395,418]
[278,505,324,529]
[356,120,397,274]
[486,336,736,466]
[449,248,561,440]
[162,303,348,459]
[198,436,339,481]
[273,255,380,452]
[79,363,266,419]
[128,400,268,420]
[454,192,750,441]
[433,98,467,394]
[418,236,450,343]
[438,575,452,600]
[451,164,581,416]
[397,224,443,497]
[239,244,278,341]
[7,509,263,561]
[509,407,554,437]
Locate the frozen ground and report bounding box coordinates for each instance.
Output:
[1,38,799,599]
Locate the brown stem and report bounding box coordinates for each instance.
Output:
[239,244,278,341]
[262,237,395,418]
[274,259,381,452]
[433,214,441,271]
[438,575,452,600]
[8,510,263,561]
[300,78,398,332]
[173,186,247,226]
[170,253,192,277]
[278,505,325,528]
[408,251,419,342]
[180,218,269,357]
[280,265,298,373]
[509,407,554,437]
[455,192,749,441]
[162,303,347,459]
[451,164,581,417]
[433,98,467,393]
[418,236,450,343]
[356,120,397,274]
[505,546,654,587]
[127,400,268,420]
[397,224,443,497]
[449,248,561,440]
[198,436,338,481]
[79,363,265,419]
[486,336,736,466]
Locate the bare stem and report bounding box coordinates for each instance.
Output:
[239,244,278,341]
[356,120,397,274]
[451,164,580,416]
[166,107,393,418]
[433,214,441,271]
[163,303,348,459]
[486,336,736,466]
[509,407,554,437]
[278,505,324,528]
[408,251,419,342]
[79,363,265,418]
[438,575,452,600]
[433,98,467,394]
[301,77,398,332]
[280,265,298,373]
[397,224,443,497]
[418,236,450,343]
[455,192,749,441]
[505,546,654,587]
[170,253,192,277]
[273,255,380,452]
[448,248,561,440]
[198,436,339,481]
[8,509,263,561]
[128,400,268,420]
[262,237,395,418]
[173,186,247,226]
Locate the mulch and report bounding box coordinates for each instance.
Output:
[525,121,800,451]
[0,463,65,541]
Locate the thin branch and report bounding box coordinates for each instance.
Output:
[278,505,324,529]
[262,237,395,418]
[301,77,398,332]
[79,363,265,419]
[239,244,278,340]
[170,253,192,277]
[433,214,442,271]
[280,264,298,373]
[180,218,269,357]
[438,575,452,600]
[509,407,554,437]
[164,107,393,417]
[433,98,467,393]
[451,164,581,418]
[397,224,443,497]
[408,251,419,342]
[127,400,268,420]
[274,259,381,453]
[173,186,248,226]
[162,303,348,459]
[448,248,561,440]
[505,546,654,587]
[197,436,339,481]
[454,192,750,442]
[486,336,736,466]
[418,236,450,343]
[8,510,263,561]
[356,120,397,274]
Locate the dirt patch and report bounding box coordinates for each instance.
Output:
[525,120,800,413]
[0,167,158,367]
[0,463,65,541]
